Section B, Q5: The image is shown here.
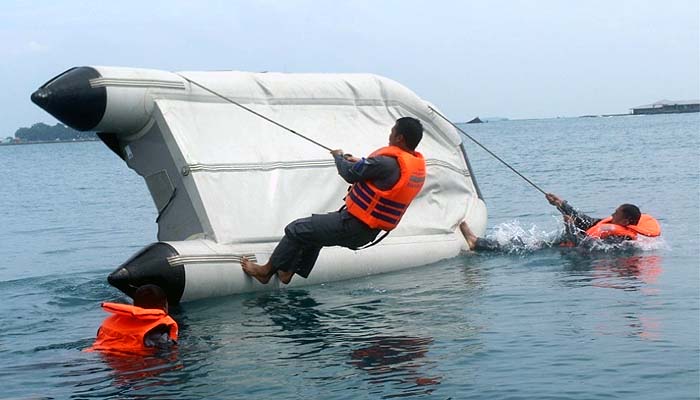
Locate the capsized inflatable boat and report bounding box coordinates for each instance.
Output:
[31,66,487,303]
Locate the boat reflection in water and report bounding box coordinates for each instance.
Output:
[350,336,441,388]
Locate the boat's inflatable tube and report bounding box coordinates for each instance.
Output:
[32,66,487,303]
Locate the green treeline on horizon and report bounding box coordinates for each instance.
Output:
[13,123,96,142]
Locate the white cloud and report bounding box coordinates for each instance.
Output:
[27,41,48,52]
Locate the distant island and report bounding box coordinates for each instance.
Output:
[457,117,510,124]
[1,122,97,145]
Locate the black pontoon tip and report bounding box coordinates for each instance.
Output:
[30,66,107,131]
[108,243,186,305]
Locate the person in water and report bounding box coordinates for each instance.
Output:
[460,192,661,251]
[241,117,426,285]
[88,284,178,352]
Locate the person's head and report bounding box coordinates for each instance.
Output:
[611,204,641,226]
[133,284,169,312]
[389,117,423,151]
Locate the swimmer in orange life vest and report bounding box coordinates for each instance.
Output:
[241,117,426,285]
[87,284,178,353]
[460,193,661,251]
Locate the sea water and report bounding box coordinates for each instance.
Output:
[1,113,698,399]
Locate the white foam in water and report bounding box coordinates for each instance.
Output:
[634,235,668,251]
[486,220,561,253]
[484,219,668,253]
[583,234,668,253]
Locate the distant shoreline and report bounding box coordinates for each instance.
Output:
[4,112,696,146]
[460,111,697,123]
[0,138,99,147]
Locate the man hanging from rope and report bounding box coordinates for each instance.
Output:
[459,193,660,251]
[241,117,426,284]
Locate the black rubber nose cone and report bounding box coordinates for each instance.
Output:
[108,243,186,305]
[30,88,50,108]
[31,66,107,131]
[107,267,130,288]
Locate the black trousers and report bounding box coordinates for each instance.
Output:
[269,209,381,278]
[473,226,580,252]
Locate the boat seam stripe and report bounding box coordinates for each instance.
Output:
[186,159,470,176]
[89,78,186,90]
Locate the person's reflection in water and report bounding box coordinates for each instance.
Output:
[350,336,441,389]
[248,289,332,358]
[98,349,183,387]
[561,252,664,340]
[593,254,663,340]
[591,254,663,290]
[250,289,444,394]
[561,252,663,291]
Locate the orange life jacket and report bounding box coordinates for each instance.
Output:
[87,302,178,352]
[345,146,426,231]
[585,214,661,240]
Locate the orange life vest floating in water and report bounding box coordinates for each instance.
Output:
[345,146,426,231]
[87,302,178,352]
[585,214,661,240]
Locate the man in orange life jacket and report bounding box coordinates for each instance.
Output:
[241,117,426,285]
[87,284,178,352]
[545,193,661,245]
[460,193,660,251]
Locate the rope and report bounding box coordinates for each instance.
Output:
[178,74,333,152]
[176,76,545,195]
[429,106,547,195]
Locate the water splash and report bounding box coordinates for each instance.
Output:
[633,235,668,251]
[485,220,561,253]
[580,234,668,253]
[483,220,667,254]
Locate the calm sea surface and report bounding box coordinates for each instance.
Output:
[1,114,698,399]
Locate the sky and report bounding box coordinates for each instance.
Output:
[1,0,698,136]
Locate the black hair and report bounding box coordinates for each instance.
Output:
[133,284,168,310]
[619,204,641,225]
[395,117,423,150]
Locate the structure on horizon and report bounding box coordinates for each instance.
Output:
[631,100,699,115]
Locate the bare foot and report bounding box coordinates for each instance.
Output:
[277,269,294,285]
[241,257,274,284]
[459,220,478,251]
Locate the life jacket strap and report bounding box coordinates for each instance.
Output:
[350,230,390,251]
